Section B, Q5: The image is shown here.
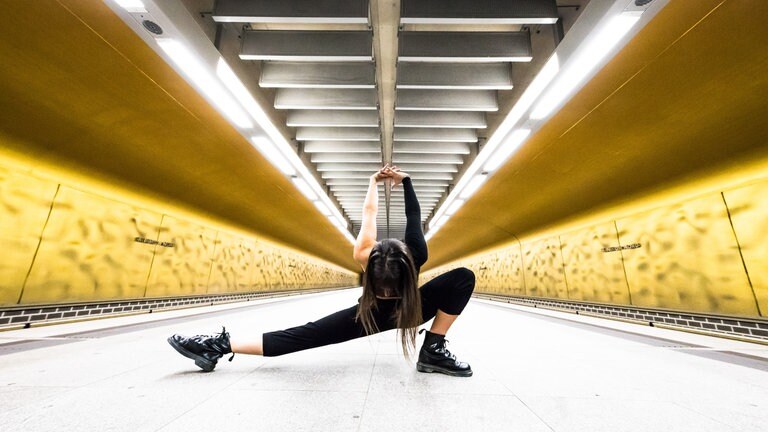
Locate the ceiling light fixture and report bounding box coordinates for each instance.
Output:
[483,129,531,172]
[216,59,353,242]
[427,5,649,237]
[530,13,641,120]
[251,137,295,176]
[292,177,318,201]
[313,201,333,216]
[114,0,146,13]
[156,39,252,129]
[445,199,465,216]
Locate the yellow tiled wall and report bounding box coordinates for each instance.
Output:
[0,162,358,307]
[422,178,768,319]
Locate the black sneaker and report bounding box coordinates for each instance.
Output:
[167,327,234,372]
[416,329,473,377]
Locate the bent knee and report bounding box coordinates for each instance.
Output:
[453,267,475,291]
[454,267,475,283]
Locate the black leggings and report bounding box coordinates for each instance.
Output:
[262,267,475,357]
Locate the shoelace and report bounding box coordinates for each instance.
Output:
[194,327,235,362]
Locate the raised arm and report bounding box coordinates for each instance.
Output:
[353,169,388,270]
[386,167,428,268]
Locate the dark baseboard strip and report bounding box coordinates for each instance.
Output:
[0,286,355,331]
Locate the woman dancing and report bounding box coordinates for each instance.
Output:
[168,165,475,377]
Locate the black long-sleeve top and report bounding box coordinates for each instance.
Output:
[402,177,428,272]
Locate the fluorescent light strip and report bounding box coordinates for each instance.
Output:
[459,174,488,200]
[428,10,642,235]
[313,201,333,216]
[484,129,531,172]
[215,59,352,241]
[426,55,559,231]
[156,40,252,129]
[398,56,533,63]
[251,136,295,175]
[530,14,641,120]
[292,177,318,201]
[445,199,465,216]
[114,0,146,13]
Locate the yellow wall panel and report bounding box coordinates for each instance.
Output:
[560,223,630,304]
[22,186,162,304]
[0,154,356,307]
[207,231,240,294]
[465,245,525,296]
[249,239,270,290]
[616,194,756,315]
[522,237,568,298]
[0,168,59,305]
[144,215,216,298]
[723,181,768,316]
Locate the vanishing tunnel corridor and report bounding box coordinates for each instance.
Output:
[1,0,767,430]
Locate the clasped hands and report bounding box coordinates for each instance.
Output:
[370,163,410,189]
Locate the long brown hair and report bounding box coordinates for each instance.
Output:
[356,239,422,358]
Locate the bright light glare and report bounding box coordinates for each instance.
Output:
[426,55,558,229]
[156,39,252,129]
[216,59,275,131]
[217,60,350,238]
[484,129,531,171]
[459,175,488,200]
[114,0,146,13]
[313,200,333,216]
[530,14,640,119]
[445,199,465,216]
[292,177,318,200]
[504,55,559,130]
[251,137,295,175]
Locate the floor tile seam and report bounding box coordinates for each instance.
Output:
[494,380,557,432]
[152,361,271,432]
[355,343,381,432]
[670,401,744,432]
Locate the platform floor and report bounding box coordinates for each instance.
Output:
[1,288,767,432]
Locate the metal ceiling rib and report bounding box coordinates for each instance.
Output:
[213,0,562,240]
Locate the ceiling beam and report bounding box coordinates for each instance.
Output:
[331,186,447,193]
[318,162,458,172]
[275,89,377,110]
[287,110,379,127]
[327,179,450,187]
[312,153,384,163]
[396,63,512,90]
[396,90,497,111]
[394,111,486,129]
[394,141,471,154]
[400,0,558,25]
[213,0,370,23]
[322,171,454,180]
[260,62,375,88]
[398,32,532,62]
[304,141,381,153]
[393,128,477,142]
[296,127,381,141]
[393,153,464,164]
[241,31,373,61]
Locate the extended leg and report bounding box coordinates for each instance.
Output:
[417,267,476,377]
[230,335,263,355]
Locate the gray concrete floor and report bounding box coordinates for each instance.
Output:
[1,288,767,431]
